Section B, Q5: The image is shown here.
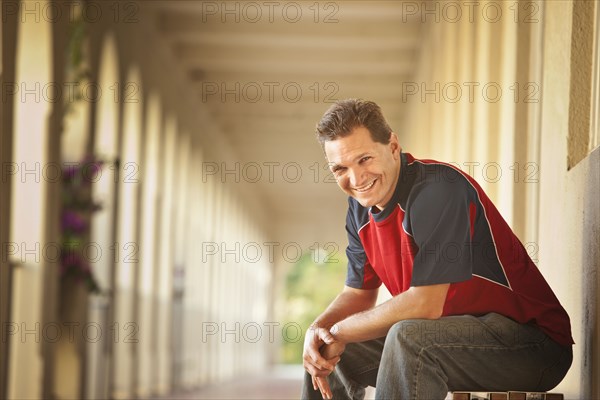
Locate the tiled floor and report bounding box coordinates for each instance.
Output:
[147,367,493,400]
[150,365,377,400]
[151,365,303,400]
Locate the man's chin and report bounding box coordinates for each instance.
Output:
[355,197,376,208]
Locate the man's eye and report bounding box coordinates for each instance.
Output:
[360,156,371,163]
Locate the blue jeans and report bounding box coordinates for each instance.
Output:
[301,313,572,400]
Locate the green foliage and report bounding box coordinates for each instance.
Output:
[281,252,347,364]
[59,18,99,294]
[64,15,90,114]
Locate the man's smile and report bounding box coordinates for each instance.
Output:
[353,178,377,193]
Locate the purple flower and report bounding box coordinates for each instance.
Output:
[62,251,83,267]
[81,161,103,183]
[59,154,104,294]
[60,250,93,274]
[63,164,80,180]
[61,210,87,233]
[60,251,82,275]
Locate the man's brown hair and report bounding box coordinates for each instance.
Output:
[316,99,393,146]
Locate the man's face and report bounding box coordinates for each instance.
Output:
[324,126,401,210]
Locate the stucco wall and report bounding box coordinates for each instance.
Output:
[401,2,599,398]
[538,2,600,398]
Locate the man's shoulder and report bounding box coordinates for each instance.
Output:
[407,157,469,185]
[403,157,480,217]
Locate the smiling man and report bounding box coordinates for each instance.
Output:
[301,99,574,400]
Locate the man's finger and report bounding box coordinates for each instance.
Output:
[325,355,341,367]
[309,326,335,346]
[318,328,336,345]
[316,376,324,395]
[305,364,332,378]
[307,347,335,371]
[304,352,330,374]
[316,377,327,399]
[316,376,332,399]
[311,353,340,373]
[303,361,332,378]
[311,376,318,391]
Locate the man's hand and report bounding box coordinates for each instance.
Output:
[303,326,340,378]
[321,340,346,360]
[313,340,347,399]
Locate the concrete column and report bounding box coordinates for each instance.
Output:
[484,1,505,207]
[471,2,492,195]
[136,94,161,397]
[111,67,142,399]
[495,1,519,226]
[0,5,18,398]
[454,9,475,167]
[7,1,53,398]
[154,117,177,395]
[440,20,458,162]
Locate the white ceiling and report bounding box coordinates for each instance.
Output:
[150,1,425,247]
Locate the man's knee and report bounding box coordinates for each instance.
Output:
[386,319,424,347]
[386,318,451,348]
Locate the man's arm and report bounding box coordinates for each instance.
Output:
[331,283,449,344]
[313,285,379,329]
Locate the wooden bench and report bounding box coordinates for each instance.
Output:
[451,392,564,400]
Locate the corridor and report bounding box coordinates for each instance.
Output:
[150,366,304,400]
[1,1,598,399]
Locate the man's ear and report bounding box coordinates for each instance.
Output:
[389,132,401,159]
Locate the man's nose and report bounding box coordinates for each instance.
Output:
[348,167,363,187]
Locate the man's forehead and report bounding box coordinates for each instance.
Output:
[325,144,373,166]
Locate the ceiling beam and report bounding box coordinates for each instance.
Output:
[179,56,414,76]
[150,1,425,23]
[165,30,421,51]
[200,97,408,116]
[157,11,423,38]
[174,43,416,65]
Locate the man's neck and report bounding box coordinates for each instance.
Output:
[373,161,402,212]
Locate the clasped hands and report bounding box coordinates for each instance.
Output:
[302,325,346,400]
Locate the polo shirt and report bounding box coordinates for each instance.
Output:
[345,152,574,346]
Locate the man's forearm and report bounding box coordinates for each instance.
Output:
[332,283,450,344]
[312,286,378,329]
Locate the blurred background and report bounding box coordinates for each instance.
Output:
[1,1,599,399]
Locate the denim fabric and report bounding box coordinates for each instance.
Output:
[301,313,572,400]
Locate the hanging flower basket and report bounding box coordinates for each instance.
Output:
[59,156,103,294]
